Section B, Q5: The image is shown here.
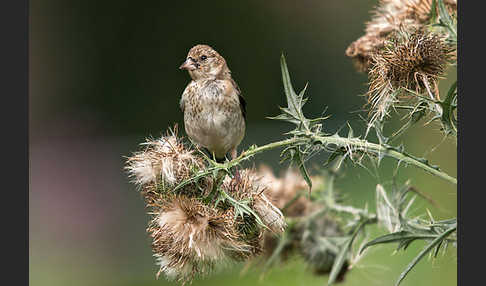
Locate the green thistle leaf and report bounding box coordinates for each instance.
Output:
[296,150,313,192]
[328,218,371,285]
[395,226,457,286]
[359,231,443,254]
[440,80,457,136]
[270,54,312,131]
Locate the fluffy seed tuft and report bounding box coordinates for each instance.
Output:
[125,133,286,283]
[125,129,204,189]
[365,29,454,126]
[149,195,253,282]
[345,0,457,72]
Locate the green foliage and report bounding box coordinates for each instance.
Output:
[261,4,458,282]
[440,81,458,136]
[436,0,457,43]
[272,55,456,185]
[158,3,457,285]
[395,226,456,286]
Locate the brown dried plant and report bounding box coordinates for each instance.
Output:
[365,28,455,127]
[346,0,457,72]
[125,129,285,283]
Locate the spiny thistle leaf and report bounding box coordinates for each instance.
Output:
[362,182,457,285]
[269,54,311,131]
[440,80,457,136]
[328,218,370,285]
[218,189,266,228]
[172,167,217,193]
[359,231,445,254]
[389,101,428,143]
[437,0,456,40]
[371,118,389,146]
[394,226,456,286]
[323,148,347,167]
[296,150,313,192]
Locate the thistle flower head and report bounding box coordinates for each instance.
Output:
[299,216,348,279]
[370,29,454,91]
[253,165,349,280]
[145,169,287,283]
[221,169,287,234]
[366,28,454,126]
[125,133,286,283]
[125,129,204,188]
[346,0,457,72]
[149,195,253,282]
[256,165,318,217]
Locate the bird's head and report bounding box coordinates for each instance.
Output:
[179,44,230,80]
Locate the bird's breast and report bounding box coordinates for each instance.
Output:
[182,79,245,158]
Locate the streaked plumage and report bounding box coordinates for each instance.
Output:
[179,44,246,162]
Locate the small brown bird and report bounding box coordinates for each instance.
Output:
[179,44,246,163]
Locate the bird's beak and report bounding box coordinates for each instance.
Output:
[179,59,197,71]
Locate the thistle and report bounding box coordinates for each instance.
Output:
[256,165,317,217]
[149,195,256,282]
[366,28,455,128]
[345,0,457,72]
[124,128,205,190]
[254,166,349,282]
[124,3,457,281]
[124,129,285,283]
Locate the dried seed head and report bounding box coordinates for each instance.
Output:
[126,134,287,283]
[253,193,286,234]
[371,29,454,91]
[125,130,204,189]
[255,165,319,217]
[366,29,454,125]
[253,166,349,280]
[346,0,457,72]
[221,169,287,234]
[149,195,257,283]
[299,216,347,278]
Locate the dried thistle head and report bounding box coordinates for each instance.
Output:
[125,133,287,283]
[124,129,216,206]
[371,29,454,91]
[146,170,286,283]
[366,28,455,125]
[221,169,287,235]
[346,0,457,72]
[125,129,204,188]
[255,165,319,217]
[253,165,349,280]
[252,165,319,258]
[298,215,348,279]
[149,195,253,283]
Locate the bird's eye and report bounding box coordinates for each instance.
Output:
[200,55,207,61]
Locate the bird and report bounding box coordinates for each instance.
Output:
[179,44,246,163]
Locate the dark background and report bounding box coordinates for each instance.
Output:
[29,1,457,285]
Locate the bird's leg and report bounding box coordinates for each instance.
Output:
[230,148,241,182]
[230,148,238,161]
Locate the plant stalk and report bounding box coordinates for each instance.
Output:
[232,135,457,185]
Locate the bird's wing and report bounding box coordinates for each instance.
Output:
[230,78,247,120]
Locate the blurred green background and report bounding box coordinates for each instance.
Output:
[29,1,457,285]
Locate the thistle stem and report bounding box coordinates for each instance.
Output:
[231,135,457,185]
